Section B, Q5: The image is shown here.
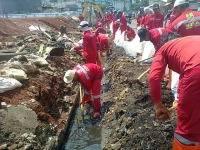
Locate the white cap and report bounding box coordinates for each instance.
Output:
[174,0,189,7]
[63,70,76,83]
[80,21,89,28]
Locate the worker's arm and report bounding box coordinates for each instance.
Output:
[149,52,170,121]
[74,33,91,52]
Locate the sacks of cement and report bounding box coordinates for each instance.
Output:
[0,77,22,93]
[0,68,28,81]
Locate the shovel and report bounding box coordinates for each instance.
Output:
[158,105,177,120]
[136,68,150,85]
[76,85,90,124]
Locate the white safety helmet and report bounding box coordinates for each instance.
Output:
[80,21,89,28]
[63,70,76,83]
[174,0,189,8]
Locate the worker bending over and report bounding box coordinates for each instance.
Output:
[64,63,103,119]
[149,32,200,149]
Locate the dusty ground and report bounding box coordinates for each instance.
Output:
[0,16,177,150]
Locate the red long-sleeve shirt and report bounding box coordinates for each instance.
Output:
[112,21,120,34]
[170,8,200,37]
[149,36,200,103]
[73,63,103,101]
[74,30,98,61]
[149,28,171,51]
[166,10,179,29]
[148,12,164,30]
[119,14,127,33]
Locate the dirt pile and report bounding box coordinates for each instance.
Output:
[0,16,84,149]
[101,47,177,150]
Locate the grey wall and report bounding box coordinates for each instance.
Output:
[0,0,42,14]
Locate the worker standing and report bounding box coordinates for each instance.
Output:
[170,0,200,36]
[79,14,84,22]
[63,63,103,119]
[148,4,164,30]
[118,10,127,33]
[149,32,200,149]
[165,0,179,29]
[112,20,120,41]
[137,27,171,51]
[70,21,98,64]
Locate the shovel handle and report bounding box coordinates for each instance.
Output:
[158,105,177,120]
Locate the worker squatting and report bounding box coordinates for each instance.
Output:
[63,0,200,149]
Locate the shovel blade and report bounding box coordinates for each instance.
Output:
[50,48,64,56]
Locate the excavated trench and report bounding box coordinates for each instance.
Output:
[0,17,179,150]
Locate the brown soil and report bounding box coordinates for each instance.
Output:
[0,17,177,150]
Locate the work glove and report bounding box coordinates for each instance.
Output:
[70,47,75,52]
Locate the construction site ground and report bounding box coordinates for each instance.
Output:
[0,16,177,150]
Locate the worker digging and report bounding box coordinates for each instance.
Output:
[1,0,200,149]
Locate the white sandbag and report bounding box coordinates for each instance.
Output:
[141,41,155,63]
[115,31,125,47]
[6,60,38,74]
[0,68,28,81]
[121,35,143,57]
[29,25,45,32]
[114,28,121,44]
[171,71,180,100]
[110,21,113,34]
[25,54,49,66]
[122,41,137,57]
[0,77,22,93]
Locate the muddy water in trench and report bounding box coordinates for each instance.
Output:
[62,56,108,150]
[62,108,102,150]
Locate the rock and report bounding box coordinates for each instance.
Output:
[24,144,32,150]
[21,133,29,139]
[0,144,7,150]
[9,144,18,150]
[111,142,121,150]
[1,102,6,109]
[17,141,24,148]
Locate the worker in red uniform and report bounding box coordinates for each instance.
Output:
[143,7,154,29]
[169,0,200,36]
[79,14,84,22]
[148,4,164,30]
[139,8,146,28]
[149,32,200,150]
[94,27,106,37]
[137,27,171,51]
[112,20,120,41]
[70,21,98,64]
[125,26,136,41]
[118,10,127,33]
[64,63,103,118]
[97,33,110,56]
[105,12,111,29]
[165,0,179,29]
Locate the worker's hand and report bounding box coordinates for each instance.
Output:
[70,47,75,52]
[154,102,170,122]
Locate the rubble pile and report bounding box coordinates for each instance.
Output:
[0,16,84,149]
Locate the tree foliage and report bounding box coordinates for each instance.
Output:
[131,0,149,12]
